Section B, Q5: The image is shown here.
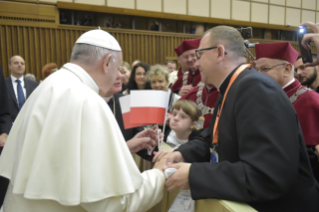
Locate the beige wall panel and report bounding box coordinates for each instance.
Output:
[251,3,268,23]
[286,8,301,26]
[137,0,162,12]
[232,0,250,21]
[302,0,316,9]
[40,0,72,2]
[107,0,135,9]
[164,0,187,15]
[317,0,319,10]
[252,0,268,3]
[211,0,231,19]
[188,0,209,17]
[317,12,319,22]
[301,10,316,22]
[270,0,285,5]
[269,5,285,25]
[286,0,302,7]
[74,0,105,6]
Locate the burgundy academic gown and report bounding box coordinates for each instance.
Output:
[180,86,219,129]
[284,79,319,146]
[170,68,201,92]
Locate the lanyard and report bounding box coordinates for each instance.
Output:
[212,64,250,145]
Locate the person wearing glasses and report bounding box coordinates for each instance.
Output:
[125,62,152,95]
[163,26,319,212]
[254,42,319,184]
[170,38,202,96]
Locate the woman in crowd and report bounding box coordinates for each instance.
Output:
[125,62,151,94]
[42,63,58,81]
[148,64,180,112]
[121,61,131,91]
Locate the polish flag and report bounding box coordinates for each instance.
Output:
[119,95,147,129]
[130,90,169,125]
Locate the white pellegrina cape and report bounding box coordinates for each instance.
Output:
[0,63,164,212]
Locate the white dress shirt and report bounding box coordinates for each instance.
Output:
[10,75,27,100]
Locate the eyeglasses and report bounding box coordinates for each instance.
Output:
[195,46,228,60]
[257,63,287,72]
[118,67,125,75]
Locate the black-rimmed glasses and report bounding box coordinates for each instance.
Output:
[195,47,228,60]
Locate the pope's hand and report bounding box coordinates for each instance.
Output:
[153,149,173,163]
[164,151,185,164]
[0,133,8,147]
[178,85,193,96]
[127,129,157,154]
[153,158,167,172]
[165,163,191,191]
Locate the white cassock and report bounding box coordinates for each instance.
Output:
[0,63,164,212]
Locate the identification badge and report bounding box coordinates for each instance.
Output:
[210,147,219,163]
[195,116,205,130]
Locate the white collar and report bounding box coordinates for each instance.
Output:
[103,96,113,102]
[11,75,24,82]
[282,78,295,89]
[63,63,99,94]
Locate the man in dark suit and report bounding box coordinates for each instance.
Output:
[0,65,12,207]
[164,26,319,212]
[5,55,38,122]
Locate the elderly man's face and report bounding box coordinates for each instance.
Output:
[181,49,197,71]
[255,58,287,86]
[108,53,123,89]
[294,58,318,86]
[178,56,188,71]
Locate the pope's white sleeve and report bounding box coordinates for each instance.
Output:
[80,169,165,212]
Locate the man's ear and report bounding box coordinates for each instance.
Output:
[217,45,226,62]
[284,63,292,76]
[102,54,113,74]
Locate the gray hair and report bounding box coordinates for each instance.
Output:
[70,44,119,66]
[25,73,36,81]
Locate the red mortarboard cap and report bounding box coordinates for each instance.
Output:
[174,38,201,56]
[255,42,299,64]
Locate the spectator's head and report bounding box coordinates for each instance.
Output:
[70,29,122,96]
[131,60,140,69]
[148,64,170,91]
[25,73,36,81]
[175,39,201,72]
[9,55,26,78]
[170,100,200,134]
[165,60,176,73]
[42,63,58,80]
[255,42,298,87]
[294,54,319,87]
[196,26,247,86]
[121,61,131,85]
[127,62,151,93]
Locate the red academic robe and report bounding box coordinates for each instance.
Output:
[180,86,219,129]
[170,68,201,92]
[284,79,319,146]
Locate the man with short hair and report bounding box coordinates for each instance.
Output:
[254,42,319,183]
[170,39,202,96]
[165,26,319,212]
[165,60,177,86]
[5,55,38,122]
[0,29,165,212]
[295,53,319,93]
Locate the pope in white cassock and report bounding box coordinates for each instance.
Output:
[0,30,166,212]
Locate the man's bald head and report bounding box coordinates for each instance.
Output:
[9,55,25,78]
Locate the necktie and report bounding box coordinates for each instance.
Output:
[16,79,25,110]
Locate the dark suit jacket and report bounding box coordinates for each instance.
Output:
[0,66,12,135]
[108,93,150,160]
[177,65,319,212]
[5,76,38,122]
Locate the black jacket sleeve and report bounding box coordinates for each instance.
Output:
[0,65,12,134]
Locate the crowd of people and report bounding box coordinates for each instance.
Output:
[0,22,319,212]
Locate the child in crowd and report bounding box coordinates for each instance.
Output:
[153,100,200,162]
[148,64,180,112]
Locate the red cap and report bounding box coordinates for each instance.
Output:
[174,38,201,56]
[255,42,299,64]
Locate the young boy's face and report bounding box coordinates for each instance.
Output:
[169,108,195,133]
